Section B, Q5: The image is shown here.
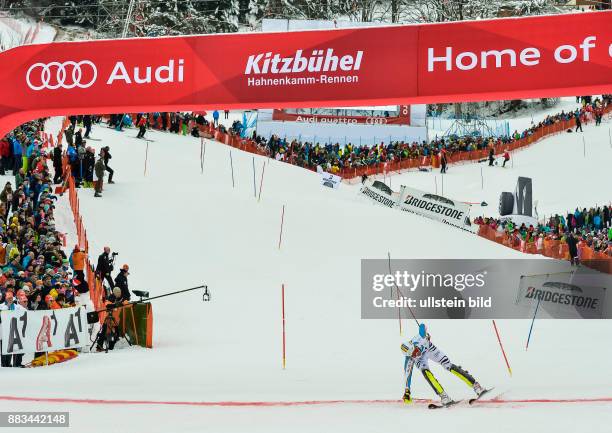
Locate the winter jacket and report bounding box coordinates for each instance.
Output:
[94,158,105,179]
[0,139,10,157]
[53,147,63,168]
[70,249,86,271]
[114,271,130,301]
[96,252,113,276]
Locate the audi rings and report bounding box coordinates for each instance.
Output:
[26,60,97,90]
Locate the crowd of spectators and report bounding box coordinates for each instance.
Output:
[111,96,610,178]
[0,119,93,367]
[243,96,610,174]
[473,205,612,262]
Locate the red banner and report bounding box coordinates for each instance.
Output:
[1,11,611,136]
[271,105,411,125]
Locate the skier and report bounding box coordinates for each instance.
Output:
[401,323,485,406]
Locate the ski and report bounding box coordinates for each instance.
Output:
[428,400,462,410]
[469,388,495,405]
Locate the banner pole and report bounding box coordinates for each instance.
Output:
[278,205,285,250]
[492,320,512,377]
[282,283,286,370]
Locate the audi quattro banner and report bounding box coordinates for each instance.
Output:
[272,105,411,125]
[0,11,611,136]
[359,182,476,232]
[0,306,89,355]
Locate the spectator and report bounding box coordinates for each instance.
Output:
[69,245,87,286]
[101,146,114,184]
[94,154,105,198]
[114,264,131,301]
[52,143,63,184]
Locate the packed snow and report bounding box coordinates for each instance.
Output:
[1,112,609,433]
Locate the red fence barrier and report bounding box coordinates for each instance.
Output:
[193,105,610,182]
[477,224,611,274]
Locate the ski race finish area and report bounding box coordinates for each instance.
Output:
[0,12,611,136]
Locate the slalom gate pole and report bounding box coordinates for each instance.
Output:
[492,320,512,377]
[282,283,286,369]
[229,150,235,188]
[388,252,418,329]
[144,141,149,176]
[434,176,438,195]
[278,205,285,250]
[582,136,586,157]
[526,296,541,351]
[480,166,483,190]
[257,162,266,202]
[200,139,205,174]
[252,157,256,198]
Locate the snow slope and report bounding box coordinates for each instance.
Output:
[370,117,612,221]
[0,117,610,433]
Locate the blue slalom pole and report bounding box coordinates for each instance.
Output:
[526,296,541,351]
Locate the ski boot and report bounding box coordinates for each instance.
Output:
[440,392,452,405]
[473,382,484,397]
[402,388,412,404]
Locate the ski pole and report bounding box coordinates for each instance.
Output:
[388,252,419,327]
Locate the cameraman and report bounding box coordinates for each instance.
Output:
[96,246,115,290]
[95,287,126,352]
[114,264,131,301]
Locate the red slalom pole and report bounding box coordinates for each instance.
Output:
[282,283,286,369]
[257,162,266,202]
[492,320,512,377]
[278,205,285,250]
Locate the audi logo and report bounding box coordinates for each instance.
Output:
[26,60,97,90]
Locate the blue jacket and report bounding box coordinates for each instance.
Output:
[11,138,22,156]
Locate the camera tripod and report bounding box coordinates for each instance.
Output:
[90,309,132,353]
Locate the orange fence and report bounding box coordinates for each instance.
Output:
[477,224,611,274]
[60,148,106,316]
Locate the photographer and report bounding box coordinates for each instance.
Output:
[95,287,126,352]
[114,264,131,301]
[96,247,115,290]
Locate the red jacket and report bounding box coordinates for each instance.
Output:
[0,139,9,157]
